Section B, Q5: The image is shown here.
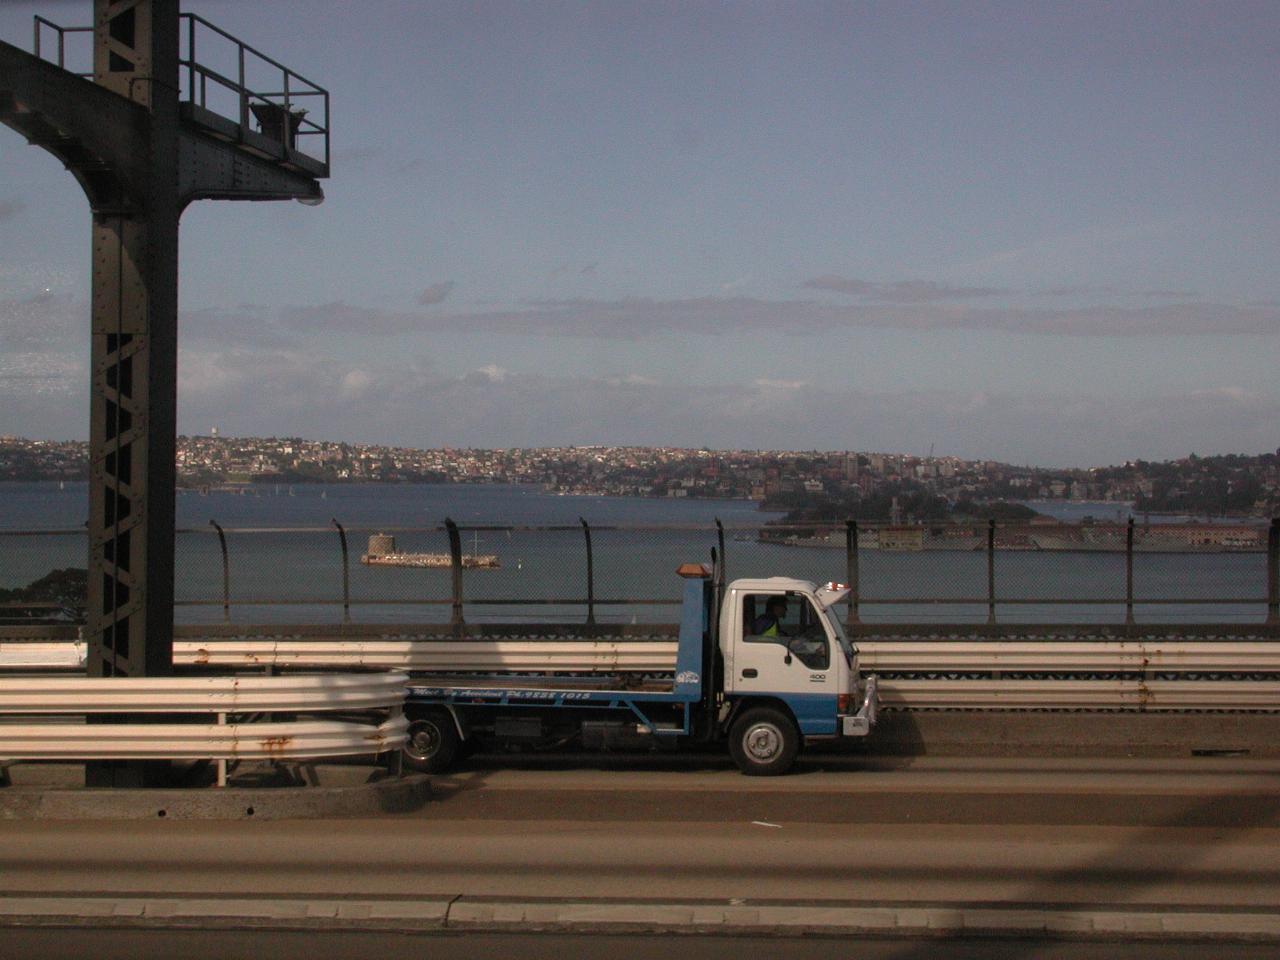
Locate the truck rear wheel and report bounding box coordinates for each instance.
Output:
[729,707,799,776]
[403,710,460,774]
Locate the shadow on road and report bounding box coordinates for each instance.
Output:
[876,763,1280,957]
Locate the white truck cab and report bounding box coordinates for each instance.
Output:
[722,577,877,748]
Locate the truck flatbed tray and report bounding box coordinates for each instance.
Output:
[410,673,675,694]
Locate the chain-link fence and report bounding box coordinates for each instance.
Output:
[3,518,1278,626]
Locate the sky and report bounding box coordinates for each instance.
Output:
[1,0,1278,467]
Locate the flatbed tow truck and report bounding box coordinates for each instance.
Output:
[403,562,877,775]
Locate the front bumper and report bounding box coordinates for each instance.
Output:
[840,675,878,737]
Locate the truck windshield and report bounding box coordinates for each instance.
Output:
[824,607,856,664]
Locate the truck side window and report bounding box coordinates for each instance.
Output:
[742,593,829,670]
[790,599,830,670]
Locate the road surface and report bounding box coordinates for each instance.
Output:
[2,754,1278,952]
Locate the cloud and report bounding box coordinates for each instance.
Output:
[956,302,1280,336]
[417,281,456,306]
[416,296,1280,339]
[0,200,23,223]
[181,305,296,348]
[8,332,1271,466]
[278,301,425,335]
[803,275,1004,302]
[340,368,374,399]
[1188,386,1250,402]
[168,349,1280,466]
[0,292,80,351]
[753,378,808,391]
[1142,289,1202,299]
[394,157,430,176]
[0,352,84,399]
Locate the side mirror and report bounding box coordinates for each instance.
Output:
[784,651,793,665]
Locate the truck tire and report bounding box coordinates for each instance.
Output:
[403,710,460,774]
[729,707,799,776]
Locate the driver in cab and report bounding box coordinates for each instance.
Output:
[752,595,827,669]
[752,596,790,637]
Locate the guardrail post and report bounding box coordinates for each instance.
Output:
[386,702,405,778]
[987,519,997,625]
[846,519,861,626]
[209,519,231,622]
[1268,517,1279,625]
[216,712,228,787]
[445,518,465,631]
[331,518,350,624]
[1125,517,1136,626]
[580,517,596,628]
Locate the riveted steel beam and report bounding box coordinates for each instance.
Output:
[0,0,327,787]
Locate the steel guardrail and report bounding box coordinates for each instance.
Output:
[0,716,409,761]
[858,640,1280,673]
[878,679,1280,711]
[0,672,409,712]
[0,672,408,765]
[7,636,1280,676]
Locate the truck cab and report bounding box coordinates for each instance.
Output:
[718,577,878,774]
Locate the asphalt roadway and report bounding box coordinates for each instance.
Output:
[2,752,1280,957]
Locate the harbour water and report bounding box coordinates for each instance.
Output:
[0,482,1271,626]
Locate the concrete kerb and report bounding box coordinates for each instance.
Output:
[0,769,431,820]
[0,895,1278,942]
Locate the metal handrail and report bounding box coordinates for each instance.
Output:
[182,13,325,98]
[27,12,330,167]
[32,16,93,78]
[2,519,1272,539]
[179,12,329,166]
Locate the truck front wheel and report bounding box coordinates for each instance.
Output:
[729,707,799,776]
[403,710,460,774]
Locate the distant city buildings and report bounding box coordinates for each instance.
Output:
[2,435,1277,517]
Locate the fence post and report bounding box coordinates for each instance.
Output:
[715,518,726,583]
[580,517,596,627]
[331,518,350,624]
[1125,517,1136,626]
[846,519,860,627]
[987,518,997,625]
[1268,517,1279,625]
[209,519,230,622]
[445,518,464,631]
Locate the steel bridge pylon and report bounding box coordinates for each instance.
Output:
[0,0,329,785]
